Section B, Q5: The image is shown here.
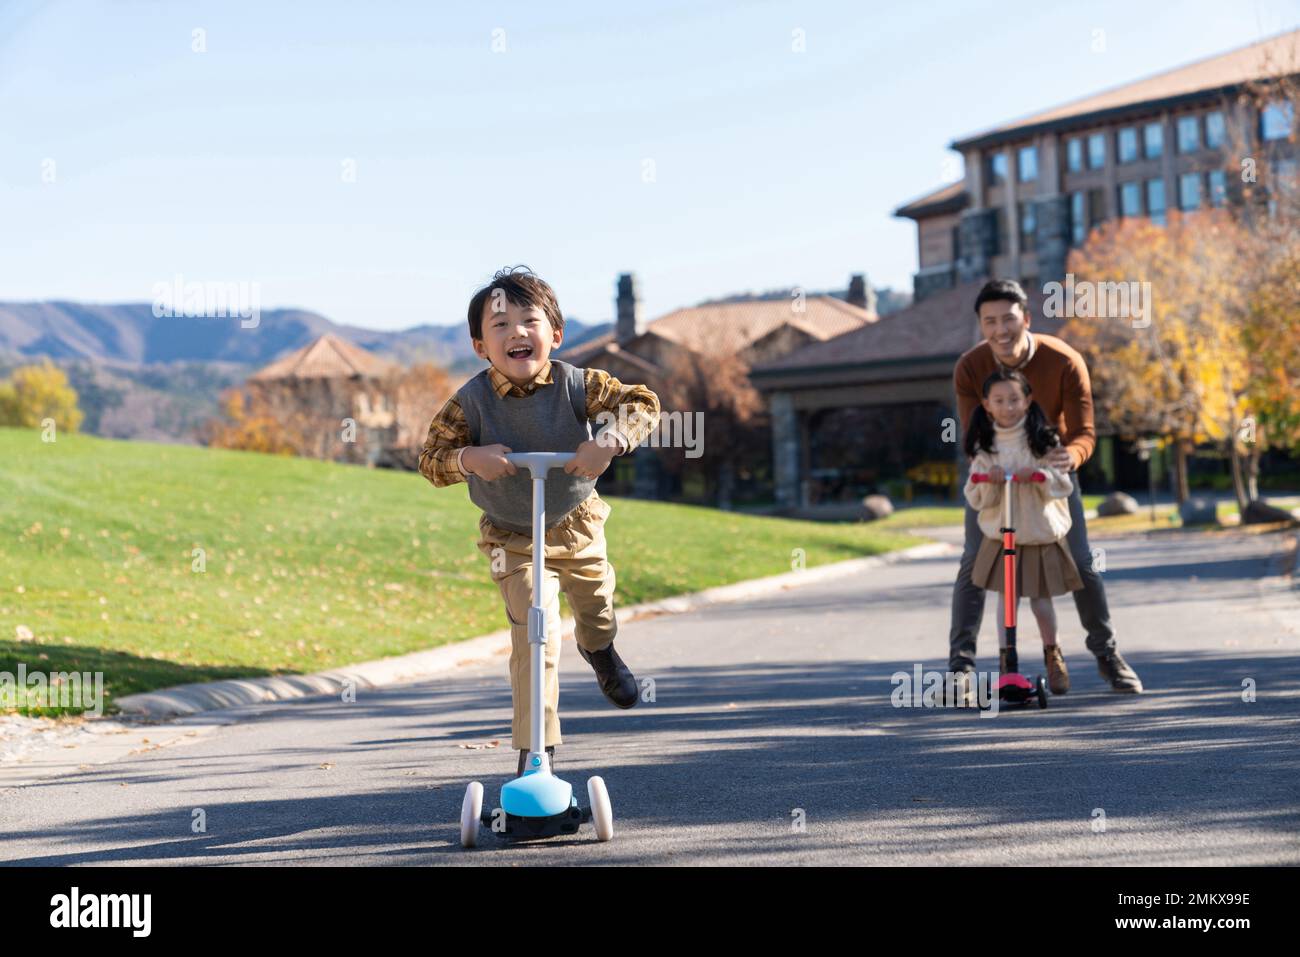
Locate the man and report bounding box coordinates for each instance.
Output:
[949,279,1143,694]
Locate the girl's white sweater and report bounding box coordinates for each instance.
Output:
[963,416,1075,544]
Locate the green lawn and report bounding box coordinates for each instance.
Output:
[0,427,924,715]
[874,496,1108,529]
[874,495,1299,532]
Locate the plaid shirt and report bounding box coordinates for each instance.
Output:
[417,359,660,488]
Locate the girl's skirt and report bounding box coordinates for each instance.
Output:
[972,536,1084,598]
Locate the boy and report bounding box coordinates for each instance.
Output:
[418,265,661,776]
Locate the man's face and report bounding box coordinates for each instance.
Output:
[977,299,1031,363]
[473,296,562,386]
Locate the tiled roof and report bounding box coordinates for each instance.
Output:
[560,295,876,366]
[751,282,1063,376]
[894,180,970,219]
[952,28,1300,149]
[652,296,875,353]
[558,330,617,366]
[250,333,396,381]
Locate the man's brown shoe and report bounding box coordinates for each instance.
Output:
[1044,645,1069,694]
[1096,650,1143,693]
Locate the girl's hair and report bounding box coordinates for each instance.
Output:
[963,368,1061,458]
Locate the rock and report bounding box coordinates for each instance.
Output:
[1240,500,1300,526]
[1097,492,1139,516]
[1178,496,1218,526]
[860,494,894,521]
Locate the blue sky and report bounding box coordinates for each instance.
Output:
[3,0,1298,332]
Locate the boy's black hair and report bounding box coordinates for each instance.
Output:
[466,265,565,342]
[963,368,1061,459]
[973,278,1029,316]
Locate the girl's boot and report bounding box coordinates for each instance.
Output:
[1044,644,1070,694]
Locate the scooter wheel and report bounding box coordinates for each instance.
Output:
[1036,676,1049,709]
[460,781,483,848]
[587,776,614,842]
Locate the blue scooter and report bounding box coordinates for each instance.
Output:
[460,452,614,846]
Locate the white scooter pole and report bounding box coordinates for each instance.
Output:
[503,452,576,770]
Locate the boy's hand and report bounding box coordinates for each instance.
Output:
[986,466,1006,484]
[563,438,617,480]
[462,444,517,481]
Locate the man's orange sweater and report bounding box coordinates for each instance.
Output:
[954,332,1096,471]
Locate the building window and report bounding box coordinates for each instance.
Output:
[1087,132,1106,169]
[1144,122,1164,159]
[1018,145,1038,182]
[1067,137,1084,173]
[1179,172,1203,210]
[987,151,1008,185]
[1119,181,1142,218]
[1261,101,1293,141]
[1208,169,1226,207]
[1269,158,1298,217]
[1147,178,1166,225]
[1177,115,1200,153]
[1088,188,1106,229]
[1117,127,1139,164]
[993,207,1009,255]
[1020,201,1037,252]
[1205,111,1226,150]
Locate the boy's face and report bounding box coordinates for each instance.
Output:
[472,296,563,387]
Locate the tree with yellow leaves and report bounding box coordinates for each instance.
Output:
[0,359,85,434]
[1062,209,1256,508]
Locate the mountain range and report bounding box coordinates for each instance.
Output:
[0,301,605,444]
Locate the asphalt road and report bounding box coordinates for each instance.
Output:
[2,527,1297,866]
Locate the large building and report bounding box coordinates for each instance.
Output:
[249,333,398,466]
[898,29,1300,301]
[754,30,1300,510]
[560,272,878,501]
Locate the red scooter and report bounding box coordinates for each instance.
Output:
[969,470,1049,710]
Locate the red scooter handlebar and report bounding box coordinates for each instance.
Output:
[969,471,1046,483]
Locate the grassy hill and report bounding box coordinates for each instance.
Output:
[0,428,923,715]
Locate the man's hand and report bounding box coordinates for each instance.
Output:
[563,438,617,480]
[986,465,1006,484]
[1045,446,1073,471]
[461,444,517,481]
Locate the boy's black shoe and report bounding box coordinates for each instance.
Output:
[579,641,638,709]
[516,745,555,778]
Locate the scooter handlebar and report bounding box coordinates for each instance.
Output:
[969,471,1046,483]
[503,451,577,478]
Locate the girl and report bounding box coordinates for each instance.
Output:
[962,368,1082,694]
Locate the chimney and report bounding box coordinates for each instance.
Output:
[616,273,642,343]
[847,273,876,314]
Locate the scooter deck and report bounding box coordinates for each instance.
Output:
[480,798,591,839]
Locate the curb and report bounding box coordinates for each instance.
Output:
[114,540,957,719]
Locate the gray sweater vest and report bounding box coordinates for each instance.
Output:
[457,359,595,535]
